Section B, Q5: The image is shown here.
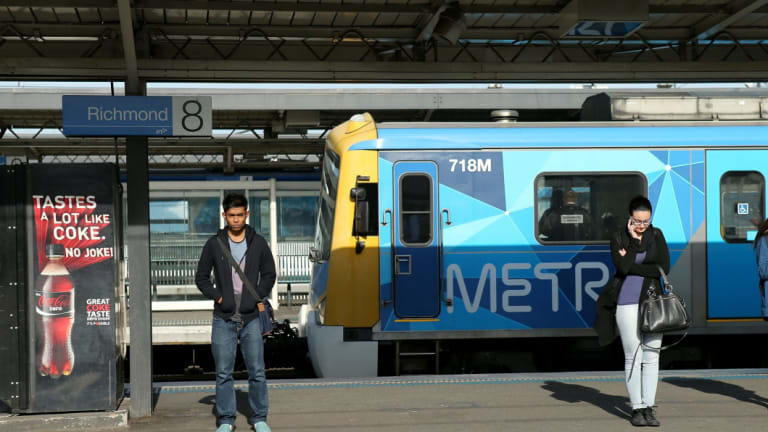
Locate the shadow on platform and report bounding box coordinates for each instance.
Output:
[542,381,630,420]
[665,378,768,410]
[198,390,254,421]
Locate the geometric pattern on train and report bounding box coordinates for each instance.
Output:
[440,184,592,329]
[648,150,705,244]
[379,150,705,331]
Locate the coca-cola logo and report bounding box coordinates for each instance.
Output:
[35,291,73,316]
[38,293,71,309]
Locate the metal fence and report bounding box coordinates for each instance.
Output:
[150,234,208,292]
[276,241,313,284]
[146,234,312,298]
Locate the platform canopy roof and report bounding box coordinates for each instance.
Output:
[2,85,768,171]
[1,0,768,87]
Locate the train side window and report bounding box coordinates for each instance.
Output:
[399,174,432,246]
[720,171,765,243]
[535,172,647,244]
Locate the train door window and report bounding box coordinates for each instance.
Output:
[720,171,765,243]
[400,174,432,245]
[535,173,647,244]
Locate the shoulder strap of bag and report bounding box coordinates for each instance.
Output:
[216,236,262,303]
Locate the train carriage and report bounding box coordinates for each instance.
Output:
[301,102,768,377]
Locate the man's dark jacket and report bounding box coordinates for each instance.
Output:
[594,226,669,346]
[195,225,277,324]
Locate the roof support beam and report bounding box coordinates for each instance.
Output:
[3,57,768,82]
[117,0,139,93]
[694,0,768,41]
[10,23,768,43]
[0,1,752,15]
[0,0,114,6]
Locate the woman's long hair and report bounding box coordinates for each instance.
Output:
[754,218,768,249]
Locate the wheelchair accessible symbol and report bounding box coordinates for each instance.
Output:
[737,203,749,215]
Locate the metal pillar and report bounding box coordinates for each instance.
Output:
[126,83,153,418]
[269,178,279,309]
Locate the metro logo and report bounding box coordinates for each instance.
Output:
[446,261,609,314]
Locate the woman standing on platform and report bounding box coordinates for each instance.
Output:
[595,196,669,427]
[753,218,768,320]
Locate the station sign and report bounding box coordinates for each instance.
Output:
[62,95,212,137]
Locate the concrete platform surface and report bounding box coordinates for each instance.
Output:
[5,369,768,432]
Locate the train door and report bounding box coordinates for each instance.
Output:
[392,161,440,318]
[706,150,768,318]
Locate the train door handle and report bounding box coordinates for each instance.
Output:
[382,208,392,226]
[394,255,411,275]
[441,208,452,225]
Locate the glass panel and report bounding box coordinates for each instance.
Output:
[188,196,221,234]
[721,171,765,243]
[278,196,319,241]
[401,175,431,211]
[249,196,270,238]
[148,190,219,301]
[223,189,246,200]
[401,214,431,244]
[313,148,340,260]
[535,173,646,244]
[150,200,188,233]
[399,174,432,246]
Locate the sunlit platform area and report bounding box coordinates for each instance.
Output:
[7,369,765,432]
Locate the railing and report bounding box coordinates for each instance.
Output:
[146,234,313,300]
[150,234,207,290]
[277,241,313,284]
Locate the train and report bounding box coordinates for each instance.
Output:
[300,94,768,378]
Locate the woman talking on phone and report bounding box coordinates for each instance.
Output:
[595,196,670,427]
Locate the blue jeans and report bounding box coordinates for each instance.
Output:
[211,316,268,426]
[616,304,662,410]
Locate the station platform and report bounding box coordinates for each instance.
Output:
[5,368,767,432]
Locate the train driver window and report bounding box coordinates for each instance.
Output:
[720,171,765,243]
[400,174,432,245]
[535,173,647,244]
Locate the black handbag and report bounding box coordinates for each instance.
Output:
[639,266,691,334]
[216,237,276,336]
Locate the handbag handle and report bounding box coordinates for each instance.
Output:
[657,265,673,293]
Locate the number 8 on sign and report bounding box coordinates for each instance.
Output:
[182,100,203,132]
[172,96,211,136]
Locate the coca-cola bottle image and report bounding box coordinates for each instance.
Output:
[35,244,75,378]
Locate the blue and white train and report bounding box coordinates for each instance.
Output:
[301,102,768,377]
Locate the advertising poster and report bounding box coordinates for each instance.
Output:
[27,164,120,412]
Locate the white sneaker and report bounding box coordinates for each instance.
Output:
[216,425,234,432]
[254,421,271,432]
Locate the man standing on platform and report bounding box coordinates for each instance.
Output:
[195,192,276,432]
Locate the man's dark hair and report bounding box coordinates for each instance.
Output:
[628,195,652,215]
[222,193,248,212]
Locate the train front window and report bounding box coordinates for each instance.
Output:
[399,174,432,245]
[720,171,765,243]
[535,173,647,244]
[313,148,340,260]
